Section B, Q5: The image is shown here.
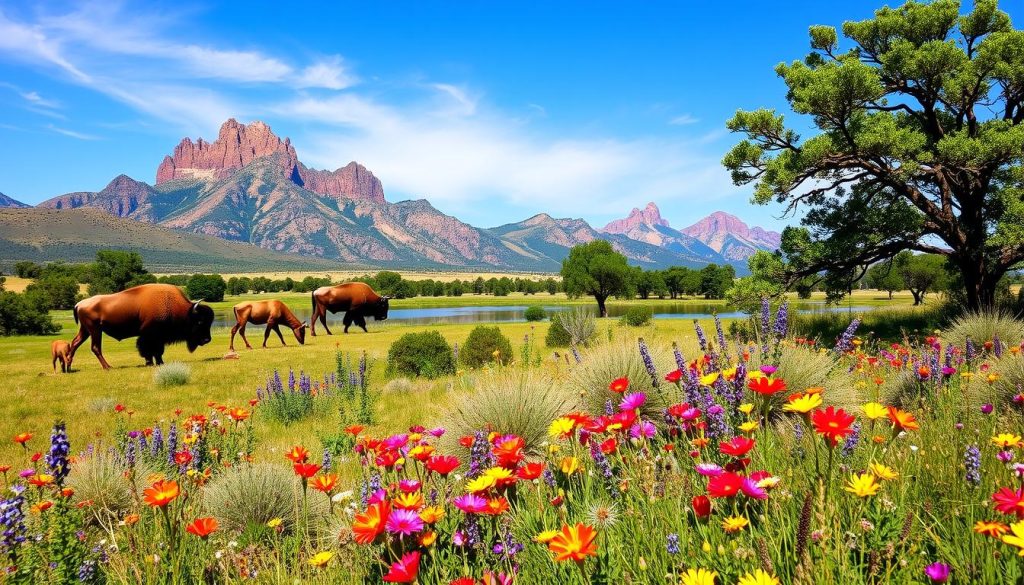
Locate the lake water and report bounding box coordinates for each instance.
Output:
[214,301,876,328]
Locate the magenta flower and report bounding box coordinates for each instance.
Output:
[18,469,34,479]
[981,403,994,415]
[923,562,950,583]
[629,420,657,440]
[452,530,467,546]
[367,489,387,505]
[398,479,422,493]
[385,508,424,536]
[427,427,446,438]
[453,494,489,514]
[695,463,724,477]
[619,392,647,411]
[741,477,768,500]
[383,433,410,450]
[759,365,777,376]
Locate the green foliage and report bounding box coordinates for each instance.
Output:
[560,241,635,316]
[633,268,667,299]
[545,307,596,348]
[866,258,905,298]
[544,313,572,347]
[0,290,60,336]
[23,275,79,310]
[460,325,514,367]
[699,263,735,299]
[87,250,150,294]
[795,304,948,343]
[897,252,950,305]
[726,251,787,313]
[662,266,701,298]
[153,362,191,387]
[14,261,41,278]
[945,309,1024,350]
[387,330,455,378]
[724,0,1024,310]
[185,273,226,302]
[619,305,653,327]
[523,306,547,322]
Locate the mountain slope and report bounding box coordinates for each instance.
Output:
[0,192,29,208]
[680,211,781,261]
[0,208,350,273]
[600,203,720,261]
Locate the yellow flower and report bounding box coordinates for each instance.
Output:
[419,505,444,524]
[869,462,899,481]
[699,372,720,386]
[987,373,1000,384]
[738,403,754,415]
[721,515,749,533]
[548,417,575,437]
[756,475,781,489]
[465,475,497,494]
[419,530,437,546]
[721,366,737,380]
[266,518,282,528]
[182,434,198,446]
[560,457,580,475]
[307,551,333,568]
[992,433,1022,449]
[483,466,514,483]
[738,421,760,433]
[534,530,559,543]
[747,370,765,381]
[738,569,781,585]
[1001,521,1024,556]
[861,402,888,420]
[680,567,719,585]
[783,392,822,414]
[701,540,711,553]
[844,473,881,498]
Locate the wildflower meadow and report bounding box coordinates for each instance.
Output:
[1,304,1023,584]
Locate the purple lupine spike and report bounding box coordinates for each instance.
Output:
[772,302,789,338]
[965,337,976,362]
[150,424,163,457]
[714,314,729,361]
[638,337,659,387]
[166,421,178,464]
[840,423,860,458]
[964,444,981,486]
[570,345,582,364]
[672,342,686,371]
[834,318,861,353]
[46,421,71,487]
[694,321,708,353]
[993,333,1003,358]
[288,369,296,392]
[322,449,332,471]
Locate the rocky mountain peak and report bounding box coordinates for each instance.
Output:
[0,192,29,208]
[601,201,668,233]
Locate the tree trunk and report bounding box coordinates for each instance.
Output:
[888,291,893,300]
[959,257,1000,312]
[910,289,923,305]
[595,295,608,318]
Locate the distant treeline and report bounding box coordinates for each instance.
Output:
[218,271,563,299]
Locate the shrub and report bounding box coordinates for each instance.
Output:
[202,463,329,536]
[387,330,455,378]
[546,308,596,347]
[439,370,577,457]
[461,325,514,367]
[568,338,679,420]
[620,305,653,327]
[0,291,60,336]
[24,275,80,310]
[383,377,415,394]
[524,306,547,322]
[186,273,227,302]
[154,362,191,387]
[945,310,1024,350]
[545,313,572,347]
[68,451,154,527]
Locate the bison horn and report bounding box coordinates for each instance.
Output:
[192,300,204,310]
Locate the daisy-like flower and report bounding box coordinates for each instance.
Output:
[738,403,754,415]
[869,462,899,481]
[747,377,787,395]
[739,421,760,433]
[783,392,822,414]
[465,475,497,494]
[991,486,1024,518]
[973,520,1009,537]
[737,569,780,585]
[721,515,749,533]
[382,551,420,583]
[308,551,333,568]
[619,392,646,411]
[811,406,856,447]
[1002,521,1024,556]
[548,417,575,438]
[861,402,888,420]
[534,530,559,543]
[699,372,720,386]
[385,508,424,536]
[680,567,719,585]
[418,505,444,524]
[844,473,881,498]
[608,377,630,393]
[548,523,598,563]
[887,407,920,432]
[992,433,1022,449]
[453,494,489,514]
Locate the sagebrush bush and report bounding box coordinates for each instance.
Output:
[620,305,653,327]
[524,306,547,322]
[68,451,154,527]
[202,463,328,536]
[461,325,513,367]
[383,377,415,394]
[568,338,679,420]
[154,362,190,387]
[945,310,1024,349]
[545,308,596,347]
[439,369,577,457]
[387,330,455,378]
[750,345,856,417]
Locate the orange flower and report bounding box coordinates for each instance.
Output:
[27,473,54,487]
[123,513,140,526]
[747,377,787,395]
[418,505,444,524]
[352,501,390,545]
[548,523,598,563]
[973,520,1009,537]
[228,408,250,422]
[887,407,920,432]
[608,377,629,393]
[393,491,425,510]
[310,473,339,494]
[143,479,180,507]
[186,517,218,539]
[31,501,53,513]
[293,462,321,479]
[12,433,31,445]
[285,445,309,464]
[344,425,365,436]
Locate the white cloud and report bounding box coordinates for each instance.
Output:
[669,113,699,125]
[47,124,100,140]
[296,56,357,90]
[430,83,477,116]
[0,10,90,81]
[179,46,292,83]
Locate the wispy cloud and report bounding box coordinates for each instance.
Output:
[47,124,100,140]
[296,56,357,90]
[669,113,699,125]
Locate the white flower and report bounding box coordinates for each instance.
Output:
[331,490,353,503]
[228,540,238,548]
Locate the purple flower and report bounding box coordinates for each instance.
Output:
[385,508,424,535]
[741,477,768,500]
[759,365,777,376]
[997,450,1015,463]
[981,403,994,415]
[964,444,981,486]
[453,494,488,514]
[629,420,657,440]
[619,392,647,411]
[923,562,951,583]
[694,463,723,477]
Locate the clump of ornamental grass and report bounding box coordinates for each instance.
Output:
[87,397,117,414]
[945,309,1024,350]
[67,449,156,528]
[568,337,680,420]
[153,361,191,387]
[382,377,415,395]
[546,307,597,347]
[201,463,330,537]
[991,353,1024,412]
[438,369,577,456]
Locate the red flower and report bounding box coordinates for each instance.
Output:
[12,433,31,445]
[185,517,218,539]
[516,462,545,481]
[383,551,421,583]
[114,404,125,413]
[458,436,475,448]
[285,445,309,464]
[992,486,1024,518]
[665,369,683,383]
[811,406,856,447]
[344,425,365,436]
[719,436,755,458]
[173,451,193,466]
[692,495,712,518]
[707,472,744,498]
[747,377,787,395]
[492,436,525,468]
[599,437,618,455]
[608,377,630,393]
[293,462,321,479]
[425,455,460,476]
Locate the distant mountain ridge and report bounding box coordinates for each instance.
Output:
[681,210,781,261]
[0,192,29,208]
[23,118,777,272]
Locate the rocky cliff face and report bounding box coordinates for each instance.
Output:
[602,202,670,233]
[155,119,385,204]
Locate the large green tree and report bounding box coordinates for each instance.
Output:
[724,0,1024,310]
[88,250,151,294]
[560,240,634,317]
[898,252,951,304]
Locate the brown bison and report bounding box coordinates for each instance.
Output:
[51,340,72,373]
[229,300,307,351]
[70,283,214,370]
[310,282,389,336]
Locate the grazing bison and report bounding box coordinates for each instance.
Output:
[230,300,307,351]
[310,282,389,336]
[70,283,214,370]
[51,340,72,373]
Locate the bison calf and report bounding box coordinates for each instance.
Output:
[230,300,307,351]
[51,340,72,373]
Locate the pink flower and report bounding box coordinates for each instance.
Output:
[385,508,424,536]
[453,494,489,514]
[695,463,724,477]
[629,420,657,440]
[741,477,768,500]
[398,479,422,493]
[619,392,647,411]
[367,489,387,505]
[383,434,410,450]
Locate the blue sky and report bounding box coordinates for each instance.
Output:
[0,1,1019,231]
